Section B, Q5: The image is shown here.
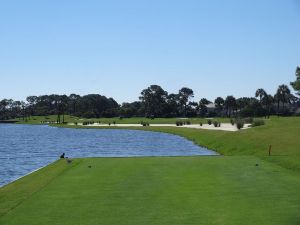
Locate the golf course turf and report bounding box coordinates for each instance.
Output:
[1,116,300,224]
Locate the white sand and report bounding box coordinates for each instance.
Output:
[69,123,251,132]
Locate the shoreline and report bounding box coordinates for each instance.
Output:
[68,122,252,132]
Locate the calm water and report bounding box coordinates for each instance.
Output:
[0,124,217,187]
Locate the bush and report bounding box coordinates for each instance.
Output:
[199,122,202,126]
[142,122,149,126]
[230,118,235,125]
[213,121,219,127]
[186,120,191,125]
[252,119,265,127]
[207,119,212,125]
[176,121,183,126]
[244,117,254,123]
[236,120,244,130]
[74,122,78,125]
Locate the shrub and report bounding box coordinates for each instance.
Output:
[199,122,202,126]
[113,121,116,125]
[176,121,183,126]
[252,119,265,127]
[186,120,191,125]
[142,122,149,126]
[218,122,221,127]
[236,120,244,130]
[207,119,212,125]
[213,121,219,127]
[230,118,235,125]
[244,117,254,123]
[74,122,78,125]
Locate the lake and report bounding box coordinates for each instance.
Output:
[0,124,217,187]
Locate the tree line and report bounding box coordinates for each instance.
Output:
[1,67,300,121]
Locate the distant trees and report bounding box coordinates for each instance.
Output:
[178,87,194,117]
[255,88,267,102]
[214,97,224,111]
[291,67,300,96]
[1,77,300,121]
[224,96,236,117]
[139,85,168,117]
[275,84,292,113]
[199,98,211,116]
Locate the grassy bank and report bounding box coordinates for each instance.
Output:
[16,115,230,125]
[57,116,300,172]
[1,157,300,225]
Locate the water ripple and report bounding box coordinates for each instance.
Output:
[0,124,217,187]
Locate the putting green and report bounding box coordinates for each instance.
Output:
[1,156,300,225]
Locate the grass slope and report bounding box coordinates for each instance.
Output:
[16,115,230,125]
[58,116,300,172]
[1,157,300,225]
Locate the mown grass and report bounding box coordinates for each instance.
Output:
[16,115,230,125]
[1,157,300,225]
[57,116,300,172]
[1,116,300,224]
[0,160,75,217]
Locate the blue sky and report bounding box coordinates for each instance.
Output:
[0,0,299,103]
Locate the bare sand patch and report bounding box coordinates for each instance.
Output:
[69,123,251,132]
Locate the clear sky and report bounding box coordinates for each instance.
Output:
[0,0,299,103]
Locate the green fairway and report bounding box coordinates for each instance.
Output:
[16,115,230,125]
[1,157,300,225]
[58,116,300,172]
[2,116,300,224]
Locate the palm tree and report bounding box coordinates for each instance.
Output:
[214,97,224,112]
[224,96,236,117]
[275,84,291,113]
[262,94,274,118]
[178,87,194,117]
[290,66,300,96]
[255,88,267,102]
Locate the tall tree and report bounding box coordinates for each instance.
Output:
[224,96,236,117]
[262,94,274,118]
[255,88,267,102]
[178,87,194,117]
[290,66,300,96]
[139,85,168,117]
[275,84,291,112]
[214,97,224,111]
[199,98,211,116]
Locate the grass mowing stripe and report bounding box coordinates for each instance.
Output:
[1,157,300,225]
[0,159,82,217]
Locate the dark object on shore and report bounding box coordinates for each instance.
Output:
[268,145,272,156]
[88,165,92,168]
[255,163,259,166]
[60,153,65,159]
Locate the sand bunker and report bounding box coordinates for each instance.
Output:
[69,123,251,132]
